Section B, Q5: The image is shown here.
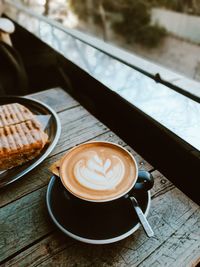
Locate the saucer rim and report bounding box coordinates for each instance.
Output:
[46,175,151,245]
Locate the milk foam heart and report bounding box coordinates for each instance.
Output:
[60,142,137,202]
[74,151,125,190]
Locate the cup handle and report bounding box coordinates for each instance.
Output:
[134,171,154,191]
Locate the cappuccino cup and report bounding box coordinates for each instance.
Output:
[59,141,153,203]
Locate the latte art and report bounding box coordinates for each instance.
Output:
[74,151,125,190]
[60,142,137,202]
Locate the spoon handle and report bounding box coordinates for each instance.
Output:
[130,196,154,237]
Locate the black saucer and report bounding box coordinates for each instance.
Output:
[46,176,150,244]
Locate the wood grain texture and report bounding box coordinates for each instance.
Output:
[117,175,200,266]
[2,233,74,267]
[150,170,174,198]
[139,209,200,267]
[49,105,108,157]
[1,88,199,267]
[27,87,79,113]
[3,171,199,267]
[38,243,128,267]
[0,187,53,263]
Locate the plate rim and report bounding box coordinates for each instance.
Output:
[46,175,151,245]
[0,96,61,188]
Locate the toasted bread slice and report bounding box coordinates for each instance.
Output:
[0,119,48,170]
[0,103,34,128]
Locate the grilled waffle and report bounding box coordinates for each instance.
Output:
[0,103,34,128]
[0,103,48,170]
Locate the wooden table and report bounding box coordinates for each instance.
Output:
[0,88,200,267]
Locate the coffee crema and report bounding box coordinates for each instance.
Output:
[60,142,137,201]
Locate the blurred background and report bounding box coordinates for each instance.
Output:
[4,0,200,82]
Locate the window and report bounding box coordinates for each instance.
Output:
[3,0,200,152]
[7,0,200,83]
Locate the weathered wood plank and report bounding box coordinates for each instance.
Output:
[2,233,74,267]
[2,88,199,266]
[38,242,128,267]
[2,234,127,267]
[27,87,79,113]
[0,169,158,263]
[4,241,128,267]
[0,131,152,208]
[3,171,198,267]
[138,210,200,267]
[150,170,175,198]
[116,179,200,266]
[49,105,108,157]
[0,158,54,208]
[0,187,53,263]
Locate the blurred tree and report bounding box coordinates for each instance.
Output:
[192,0,200,14]
[68,0,88,21]
[69,0,166,47]
[114,0,166,47]
[69,0,108,41]
[44,0,50,16]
